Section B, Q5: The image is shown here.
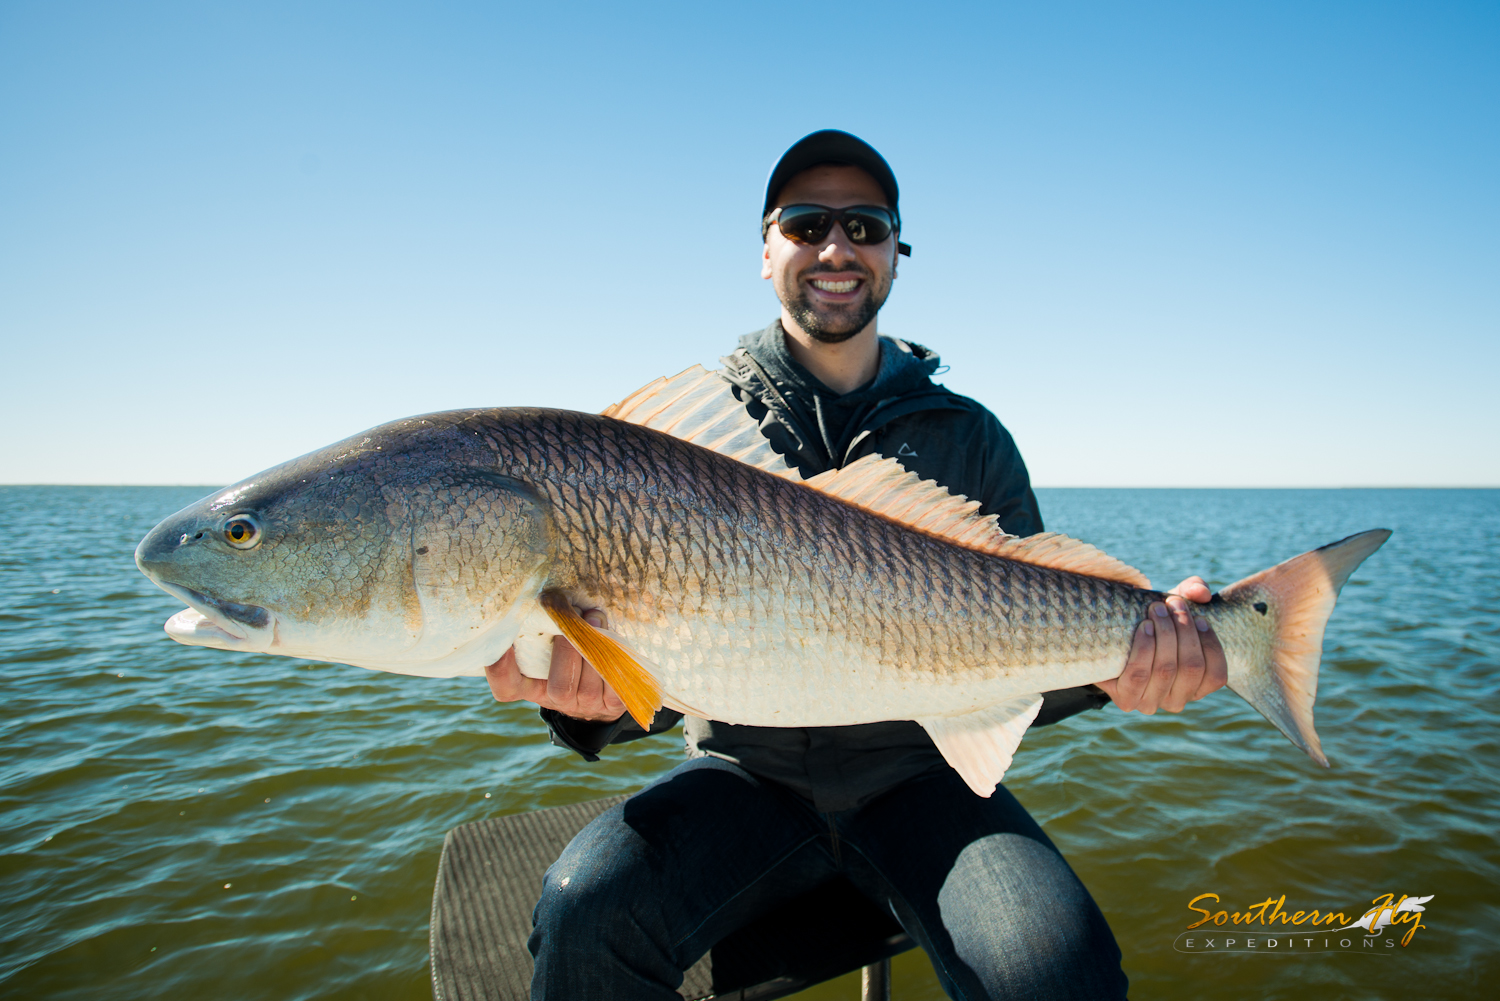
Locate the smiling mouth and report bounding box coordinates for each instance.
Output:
[810,278,861,294]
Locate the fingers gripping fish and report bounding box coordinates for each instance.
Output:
[135,367,1389,797]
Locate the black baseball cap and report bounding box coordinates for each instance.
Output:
[763,130,910,256]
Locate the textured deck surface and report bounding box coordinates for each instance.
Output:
[429,796,912,1001]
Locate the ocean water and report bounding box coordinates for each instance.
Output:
[0,485,1495,1000]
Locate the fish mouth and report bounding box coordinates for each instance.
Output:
[155,582,273,651]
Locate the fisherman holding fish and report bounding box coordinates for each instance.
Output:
[134,128,1387,999]
[490,131,1227,1000]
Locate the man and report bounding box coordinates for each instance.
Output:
[486,130,1227,1000]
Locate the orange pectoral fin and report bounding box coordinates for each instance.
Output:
[540,591,662,729]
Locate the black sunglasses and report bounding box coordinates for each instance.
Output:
[764,204,912,257]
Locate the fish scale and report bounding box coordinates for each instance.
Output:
[467,412,1151,718]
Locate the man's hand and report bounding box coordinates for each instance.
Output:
[483,609,626,722]
[1095,576,1228,714]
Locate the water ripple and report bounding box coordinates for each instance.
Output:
[0,486,1496,999]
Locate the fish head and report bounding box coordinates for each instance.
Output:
[135,415,556,675]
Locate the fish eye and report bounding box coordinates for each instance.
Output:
[223,515,262,550]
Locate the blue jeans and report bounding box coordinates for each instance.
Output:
[529,757,1127,1000]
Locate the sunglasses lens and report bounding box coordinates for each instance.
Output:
[777,205,834,244]
[841,208,894,245]
[774,205,897,246]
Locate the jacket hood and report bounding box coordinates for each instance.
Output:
[728,322,942,406]
[720,321,968,475]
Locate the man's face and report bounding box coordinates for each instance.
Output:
[762,165,897,344]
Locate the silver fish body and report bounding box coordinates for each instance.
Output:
[136,407,1389,793]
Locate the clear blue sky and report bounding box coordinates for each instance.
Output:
[2,1,1495,486]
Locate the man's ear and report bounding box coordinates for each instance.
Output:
[761,239,773,280]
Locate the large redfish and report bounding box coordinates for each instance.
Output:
[135,368,1388,795]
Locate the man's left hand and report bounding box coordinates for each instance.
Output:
[1095,577,1228,714]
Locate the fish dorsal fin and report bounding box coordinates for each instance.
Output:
[986,533,1152,588]
[804,454,1015,555]
[603,371,1150,587]
[601,366,801,479]
[804,454,1150,586]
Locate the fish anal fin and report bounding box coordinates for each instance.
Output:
[540,591,662,729]
[916,695,1045,797]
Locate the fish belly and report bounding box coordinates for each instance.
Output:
[614,606,1132,727]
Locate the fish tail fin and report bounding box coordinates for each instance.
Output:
[1221,529,1391,767]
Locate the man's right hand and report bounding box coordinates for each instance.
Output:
[1094,578,1227,714]
[484,609,626,722]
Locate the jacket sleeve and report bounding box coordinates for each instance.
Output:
[972,410,1112,726]
[973,411,1044,538]
[538,708,685,761]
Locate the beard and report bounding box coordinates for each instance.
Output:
[780,262,894,344]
